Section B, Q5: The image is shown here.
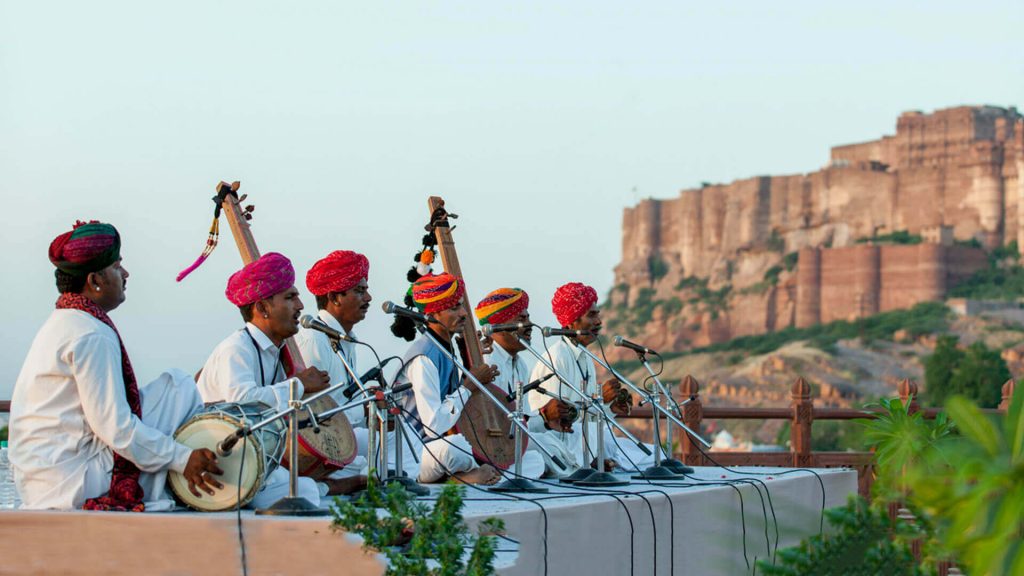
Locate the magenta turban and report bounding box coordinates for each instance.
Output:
[225,252,295,306]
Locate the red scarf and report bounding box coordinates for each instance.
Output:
[57,293,146,512]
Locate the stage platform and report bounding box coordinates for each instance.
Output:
[0,466,856,576]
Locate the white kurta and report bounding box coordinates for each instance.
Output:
[399,342,477,483]
[9,309,200,510]
[197,324,303,413]
[294,310,419,479]
[483,343,549,478]
[197,324,321,506]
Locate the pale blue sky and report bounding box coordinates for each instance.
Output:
[2,1,1022,398]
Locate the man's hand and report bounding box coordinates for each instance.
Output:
[540,399,575,432]
[296,367,330,395]
[602,378,633,416]
[464,363,499,392]
[590,458,619,472]
[184,448,225,498]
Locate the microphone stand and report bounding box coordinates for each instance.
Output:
[576,345,710,477]
[416,325,568,481]
[518,336,643,486]
[640,354,693,474]
[329,342,427,496]
[489,375,547,493]
[256,380,384,516]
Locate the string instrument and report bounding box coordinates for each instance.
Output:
[215,181,357,478]
[427,196,528,469]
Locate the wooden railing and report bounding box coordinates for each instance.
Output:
[619,375,1018,498]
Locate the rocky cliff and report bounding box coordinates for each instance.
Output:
[607,105,1024,356]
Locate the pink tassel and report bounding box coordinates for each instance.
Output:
[176,254,209,282]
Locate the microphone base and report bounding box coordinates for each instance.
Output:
[385,472,430,496]
[488,477,549,494]
[631,465,685,480]
[661,458,694,475]
[255,496,329,517]
[559,466,597,484]
[574,471,630,487]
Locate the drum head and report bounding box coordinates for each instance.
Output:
[168,416,264,512]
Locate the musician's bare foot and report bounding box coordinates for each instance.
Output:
[324,475,369,495]
[454,464,501,485]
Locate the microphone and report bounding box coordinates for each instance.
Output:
[505,371,556,403]
[300,315,356,343]
[217,427,248,457]
[341,357,400,399]
[391,381,413,394]
[613,336,658,356]
[481,322,532,337]
[540,327,593,338]
[381,301,433,324]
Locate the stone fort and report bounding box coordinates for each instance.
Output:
[610,105,1024,352]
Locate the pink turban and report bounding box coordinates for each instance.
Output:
[306,250,369,296]
[225,252,295,306]
[552,282,598,327]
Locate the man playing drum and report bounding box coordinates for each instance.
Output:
[295,250,419,479]
[197,252,363,506]
[9,221,223,511]
[526,282,644,474]
[475,288,577,478]
[393,273,502,485]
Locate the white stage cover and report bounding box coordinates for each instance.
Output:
[0,466,855,576]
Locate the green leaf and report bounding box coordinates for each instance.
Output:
[946,396,1001,456]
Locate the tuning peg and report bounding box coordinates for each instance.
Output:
[231,181,241,192]
[238,194,248,203]
[245,205,255,213]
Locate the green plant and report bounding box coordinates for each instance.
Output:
[782,251,799,272]
[756,495,924,576]
[648,255,669,282]
[905,391,1024,575]
[856,230,923,245]
[856,397,954,499]
[331,481,503,576]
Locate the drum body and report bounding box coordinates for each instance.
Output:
[455,383,528,469]
[281,395,358,480]
[168,401,286,512]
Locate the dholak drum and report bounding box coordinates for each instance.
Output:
[168,402,286,512]
[455,383,528,469]
[282,394,358,480]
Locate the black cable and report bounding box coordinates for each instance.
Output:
[236,435,249,576]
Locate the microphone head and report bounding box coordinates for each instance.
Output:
[300,315,317,329]
[613,335,624,347]
[541,326,553,338]
[382,301,396,314]
[481,324,495,337]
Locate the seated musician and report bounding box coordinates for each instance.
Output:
[9,221,223,511]
[295,250,418,479]
[526,282,642,473]
[475,288,577,478]
[392,273,502,485]
[196,252,363,505]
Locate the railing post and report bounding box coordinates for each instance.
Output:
[680,375,704,467]
[898,378,920,414]
[791,377,813,468]
[999,379,1016,411]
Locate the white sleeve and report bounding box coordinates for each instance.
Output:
[296,332,365,426]
[73,333,192,473]
[202,346,302,413]
[407,356,471,438]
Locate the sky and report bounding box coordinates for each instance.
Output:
[1,1,1022,399]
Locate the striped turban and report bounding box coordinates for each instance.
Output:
[225,252,296,306]
[48,221,121,277]
[306,250,369,296]
[552,282,598,327]
[411,273,464,314]
[475,288,529,326]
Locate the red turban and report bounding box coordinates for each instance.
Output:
[49,221,121,277]
[412,273,465,314]
[475,288,529,326]
[306,250,369,296]
[225,252,295,306]
[552,282,598,327]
